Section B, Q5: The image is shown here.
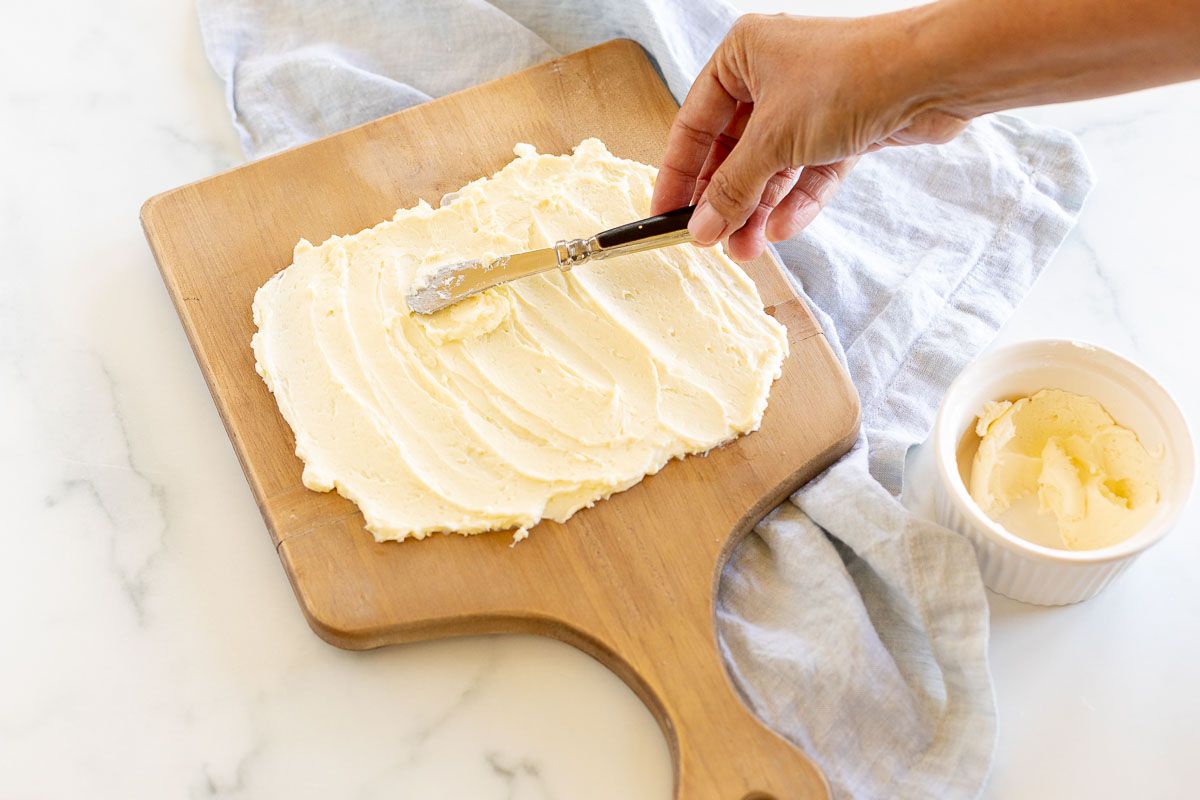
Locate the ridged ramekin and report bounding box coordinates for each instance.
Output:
[933,340,1195,605]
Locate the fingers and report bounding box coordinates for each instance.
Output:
[650,65,740,215]
[690,102,753,204]
[684,102,799,261]
[712,110,957,254]
[764,157,858,243]
[725,166,801,260]
[688,115,785,247]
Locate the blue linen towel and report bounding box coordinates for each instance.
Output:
[197,1,1094,796]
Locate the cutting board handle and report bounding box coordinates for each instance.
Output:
[543,502,832,799]
[585,606,831,800]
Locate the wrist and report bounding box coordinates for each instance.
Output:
[897,0,1048,120]
[859,4,980,131]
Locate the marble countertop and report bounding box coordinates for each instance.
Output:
[4,1,1197,797]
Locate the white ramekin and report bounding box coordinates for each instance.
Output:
[933,339,1195,605]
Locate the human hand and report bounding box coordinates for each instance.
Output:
[651,12,970,260]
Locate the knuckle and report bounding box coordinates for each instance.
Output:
[737,15,770,52]
[736,13,773,34]
[674,116,710,147]
[731,14,759,35]
[727,14,767,64]
[714,132,740,152]
[792,184,822,211]
[706,170,755,215]
[760,168,800,207]
[805,163,841,187]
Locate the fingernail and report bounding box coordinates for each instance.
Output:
[688,202,728,245]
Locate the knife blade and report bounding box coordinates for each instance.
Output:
[406,205,696,315]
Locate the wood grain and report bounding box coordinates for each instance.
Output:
[141,39,859,800]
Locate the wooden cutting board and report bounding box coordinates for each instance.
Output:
[142,39,858,800]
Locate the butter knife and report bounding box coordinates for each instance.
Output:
[406,205,695,315]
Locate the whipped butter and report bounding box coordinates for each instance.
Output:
[251,139,789,542]
[970,388,1160,550]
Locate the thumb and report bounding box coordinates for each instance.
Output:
[688,118,783,246]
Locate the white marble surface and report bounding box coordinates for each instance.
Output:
[2,1,1196,797]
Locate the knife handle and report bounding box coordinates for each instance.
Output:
[595,205,696,249]
[554,205,696,271]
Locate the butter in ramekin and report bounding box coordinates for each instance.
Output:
[970,388,1160,550]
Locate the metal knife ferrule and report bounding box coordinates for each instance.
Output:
[553,236,601,271]
[554,226,695,272]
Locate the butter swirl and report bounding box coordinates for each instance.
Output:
[252,139,788,541]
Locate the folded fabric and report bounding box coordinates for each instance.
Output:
[197,1,1094,796]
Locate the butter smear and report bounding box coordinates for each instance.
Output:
[251,139,788,543]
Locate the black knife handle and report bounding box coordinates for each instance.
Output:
[594,205,696,249]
